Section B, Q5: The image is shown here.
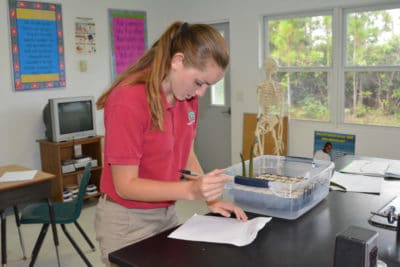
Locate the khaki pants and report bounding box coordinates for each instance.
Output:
[95,195,179,267]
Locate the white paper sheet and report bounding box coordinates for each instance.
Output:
[340,160,389,176]
[0,170,37,182]
[331,171,382,194]
[168,214,271,246]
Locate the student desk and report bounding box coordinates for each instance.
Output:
[109,191,400,267]
[0,164,59,267]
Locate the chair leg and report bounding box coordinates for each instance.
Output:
[29,224,49,267]
[74,222,95,251]
[47,199,60,267]
[61,224,93,267]
[1,210,7,267]
[13,206,27,260]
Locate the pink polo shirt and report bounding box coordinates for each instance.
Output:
[100,83,198,209]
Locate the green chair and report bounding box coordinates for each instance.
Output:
[20,162,95,267]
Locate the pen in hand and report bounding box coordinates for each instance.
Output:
[179,169,202,176]
[179,169,202,180]
[179,169,233,180]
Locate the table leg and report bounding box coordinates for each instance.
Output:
[47,200,60,267]
[1,210,6,267]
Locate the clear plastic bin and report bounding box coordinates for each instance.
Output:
[223,155,335,220]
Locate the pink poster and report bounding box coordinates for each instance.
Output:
[109,10,147,78]
[113,18,145,74]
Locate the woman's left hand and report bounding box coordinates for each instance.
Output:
[207,200,248,221]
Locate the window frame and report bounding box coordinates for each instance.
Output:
[262,3,400,128]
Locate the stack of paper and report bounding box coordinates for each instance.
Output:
[331,171,382,194]
[340,160,389,177]
[386,163,400,179]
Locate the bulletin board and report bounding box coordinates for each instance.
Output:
[8,0,66,91]
[108,9,147,79]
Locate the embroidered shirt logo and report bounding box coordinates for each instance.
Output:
[187,111,195,125]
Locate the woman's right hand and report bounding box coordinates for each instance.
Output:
[189,169,232,201]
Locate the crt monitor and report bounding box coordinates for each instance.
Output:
[43,96,97,142]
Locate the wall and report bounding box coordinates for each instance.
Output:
[1,0,399,170]
[163,0,400,163]
[0,0,170,168]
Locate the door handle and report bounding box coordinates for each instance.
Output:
[222,107,231,115]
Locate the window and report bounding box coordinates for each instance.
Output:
[210,28,227,106]
[265,13,332,121]
[344,7,400,126]
[211,79,225,105]
[264,5,400,127]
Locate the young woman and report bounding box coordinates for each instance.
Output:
[95,21,247,265]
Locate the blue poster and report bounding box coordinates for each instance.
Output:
[17,19,59,74]
[313,131,355,162]
[9,0,66,90]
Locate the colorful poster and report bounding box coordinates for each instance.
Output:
[108,9,147,79]
[75,17,96,54]
[8,0,66,90]
[313,131,356,162]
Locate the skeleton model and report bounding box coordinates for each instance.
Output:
[253,57,286,157]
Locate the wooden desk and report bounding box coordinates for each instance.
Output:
[0,165,59,267]
[109,191,400,267]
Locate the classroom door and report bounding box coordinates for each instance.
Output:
[194,22,231,172]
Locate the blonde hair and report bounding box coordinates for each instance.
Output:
[97,21,229,130]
